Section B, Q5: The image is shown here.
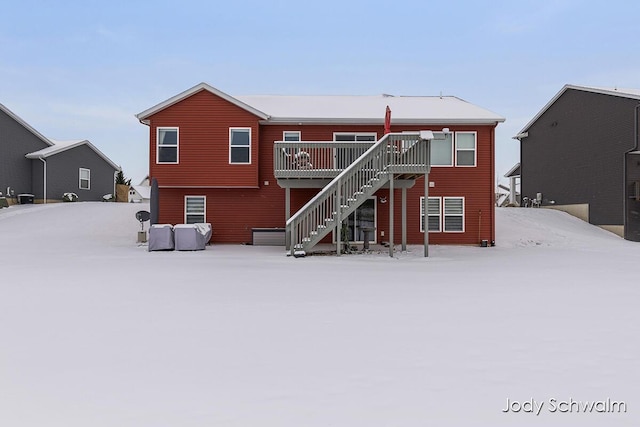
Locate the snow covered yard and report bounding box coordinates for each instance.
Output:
[1,202,638,426]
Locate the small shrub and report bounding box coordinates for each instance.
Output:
[63,192,78,202]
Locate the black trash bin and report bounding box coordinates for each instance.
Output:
[18,194,34,204]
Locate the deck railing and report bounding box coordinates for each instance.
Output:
[285,133,428,254]
[273,141,376,179]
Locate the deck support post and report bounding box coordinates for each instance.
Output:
[401,187,407,251]
[336,185,342,256]
[389,174,394,257]
[285,187,291,250]
[424,137,430,258]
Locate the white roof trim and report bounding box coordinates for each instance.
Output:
[504,162,521,178]
[516,84,640,136]
[26,139,120,171]
[0,102,53,147]
[135,82,270,122]
[261,117,503,125]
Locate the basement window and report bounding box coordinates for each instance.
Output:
[185,196,206,224]
[420,196,441,232]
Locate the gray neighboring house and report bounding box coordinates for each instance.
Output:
[1,102,120,202]
[514,84,640,241]
[0,102,51,197]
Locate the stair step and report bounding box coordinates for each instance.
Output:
[362,184,372,188]
[347,198,357,202]
[310,231,318,236]
[302,237,311,242]
[318,225,327,229]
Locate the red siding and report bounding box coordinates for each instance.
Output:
[148,90,260,188]
[146,92,497,245]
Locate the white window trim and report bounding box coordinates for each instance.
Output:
[184,195,206,224]
[430,133,454,167]
[420,196,441,233]
[455,131,477,167]
[156,127,179,164]
[443,196,465,233]
[229,127,252,165]
[332,132,378,141]
[332,133,377,170]
[283,130,301,141]
[79,168,90,190]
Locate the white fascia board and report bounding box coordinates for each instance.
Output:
[135,82,269,121]
[26,140,120,171]
[517,84,640,135]
[0,102,54,147]
[262,118,505,125]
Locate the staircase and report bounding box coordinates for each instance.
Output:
[286,132,429,255]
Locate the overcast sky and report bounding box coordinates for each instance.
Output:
[1,0,638,183]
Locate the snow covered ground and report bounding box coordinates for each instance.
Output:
[1,202,638,426]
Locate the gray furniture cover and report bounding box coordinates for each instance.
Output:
[174,223,212,251]
[148,224,174,251]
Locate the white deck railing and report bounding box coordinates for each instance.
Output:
[273,141,375,179]
[285,133,428,254]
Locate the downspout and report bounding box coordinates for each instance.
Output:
[38,157,47,204]
[623,102,640,239]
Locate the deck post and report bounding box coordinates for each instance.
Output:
[424,138,430,258]
[285,187,291,250]
[389,173,394,257]
[401,187,407,251]
[336,185,342,256]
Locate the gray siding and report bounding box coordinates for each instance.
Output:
[521,89,637,226]
[33,144,117,201]
[0,108,50,196]
[625,153,640,241]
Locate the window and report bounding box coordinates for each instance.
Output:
[333,133,377,169]
[157,127,179,164]
[420,196,465,232]
[79,168,90,190]
[185,196,206,224]
[420,197,441,232]
[430,133,453,166]
[455,132,476,166]
[283,131,301,142]
[443,197,465,232]
[230,128,251,164]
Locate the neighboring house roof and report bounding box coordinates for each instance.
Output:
[25,139,120,171]
[505,162,521,178]
[131,185,151,199]
[136,82,505,125]
[516,84,640,136]
[0,102,53,147]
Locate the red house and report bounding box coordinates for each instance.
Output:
[136,83,504,254]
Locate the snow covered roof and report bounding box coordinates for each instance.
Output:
[26,139,120,170]
[0,102,53,147]
[517,84,640,136]
[131,185,151,199]
[136,82,505,125]
[504,162,521,178]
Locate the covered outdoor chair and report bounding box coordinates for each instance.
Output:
[148,224,174,251]
[174,223,212,251]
